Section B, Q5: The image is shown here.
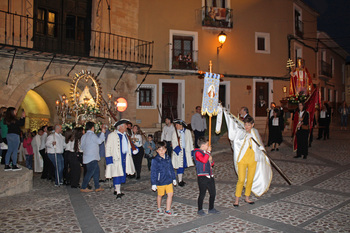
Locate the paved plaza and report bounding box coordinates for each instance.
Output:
[1,127,350,233]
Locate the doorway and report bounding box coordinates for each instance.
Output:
[159,79,185,123]
[253,79,273,117]
[162,83,178,122]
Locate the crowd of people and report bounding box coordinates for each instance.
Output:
[1,101,349,216]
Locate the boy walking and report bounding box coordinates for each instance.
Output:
[192,137,219,216]
[151,141,177,216]
[143,134,156,171]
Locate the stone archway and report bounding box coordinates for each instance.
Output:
[17,79,74,130]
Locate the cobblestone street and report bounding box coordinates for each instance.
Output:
[1,128,350,233]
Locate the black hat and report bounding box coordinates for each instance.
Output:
[173,119,187,127]
[114,119,130,128]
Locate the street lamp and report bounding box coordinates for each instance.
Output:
[217,31,227,54]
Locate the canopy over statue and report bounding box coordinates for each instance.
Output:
[289,58,313,96]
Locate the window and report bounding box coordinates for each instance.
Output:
[321,87,325,101]
[36,9,57,37]
[330,57,334,77]
[172,36,194,70]
[47,11,57,37]
[66,15,76,39]
[66,15,85,41]
[139,88,152,106]
[294,5,303,38]
[77,17,85,41]
[328,89,332,102]
[255,32,270,54]
[137,84,157,109]
[342,63,345,84]
[202,0,232,28]
[169,30,198,72]
[37,8,45,34]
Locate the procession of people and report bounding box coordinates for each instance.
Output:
[0,58,348,217]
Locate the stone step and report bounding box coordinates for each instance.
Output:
[0,165,33,197]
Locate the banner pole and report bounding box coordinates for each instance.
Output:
[209,115,212,146]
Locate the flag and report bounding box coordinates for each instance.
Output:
[201,72,220,117]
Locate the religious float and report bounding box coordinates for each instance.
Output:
[55,70,127,131]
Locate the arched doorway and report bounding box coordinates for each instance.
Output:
[18,80,73,131]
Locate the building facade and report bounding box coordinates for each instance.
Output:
[136,0,323,130]
[0,0,347,131]
[0,0,153,129]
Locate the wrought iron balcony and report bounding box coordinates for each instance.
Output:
[295,19,304,38]
[171,49,198,70]
[0,10,153,67]
[201,7,233,28]
[320,60,332,78]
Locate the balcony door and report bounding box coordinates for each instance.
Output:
[33,0,91,56]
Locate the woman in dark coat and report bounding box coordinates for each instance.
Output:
[268,108,284,151]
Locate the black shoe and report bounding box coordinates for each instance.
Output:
[178,181,186,187]
[244,200,255,205]
[293,155,301,158]
[303,156,307,159]
[87,184,92,190]
[99,179,105,183]
[113,191,125,196]
[116,194,123,199]
[136,176,140,180]
[233,203,239,207]
[71,185,80,188]
[276,148,279,151]
[4,165,12,171]
[12,165,22,171]
[271,148,275,152]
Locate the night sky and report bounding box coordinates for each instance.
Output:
[303,0,350,61]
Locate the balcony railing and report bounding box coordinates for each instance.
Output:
[171,49,198,70]
[0,10,153,67]
[0,10,34,48]
[320,60,332,78]
[202,7,233,28]
[91,30,153,66]
[295,19,304,38]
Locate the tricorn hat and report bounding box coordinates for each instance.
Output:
[114,119,130,128]
[173,119,187,127]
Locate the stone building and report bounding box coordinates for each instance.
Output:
[0,0,153,129]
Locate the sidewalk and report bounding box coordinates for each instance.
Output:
[0,128,350,232]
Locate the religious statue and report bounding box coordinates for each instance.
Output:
[79,86,96,106]
[289,58,313,96]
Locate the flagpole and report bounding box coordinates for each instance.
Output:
[209,115,212,146]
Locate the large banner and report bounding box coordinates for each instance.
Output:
[201,72,220,117]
